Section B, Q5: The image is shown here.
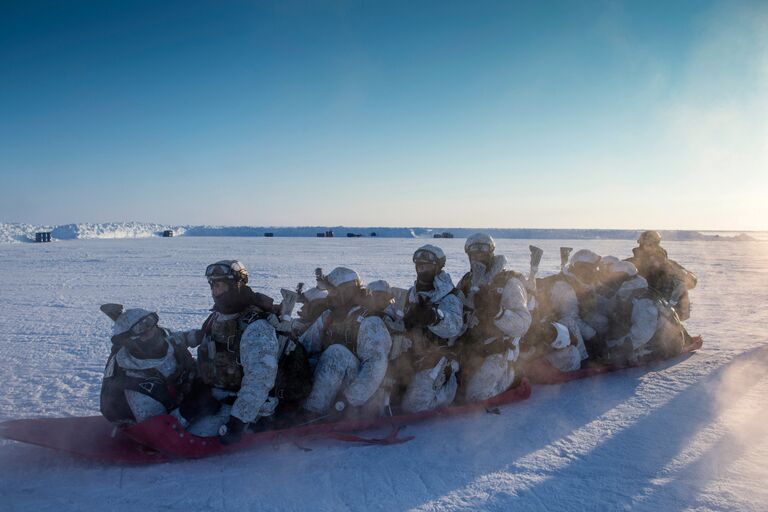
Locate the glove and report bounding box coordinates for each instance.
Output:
[218,415,247,445]
[403,299,439,329]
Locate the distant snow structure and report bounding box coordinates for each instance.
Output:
[35,232,51,243]
[51,222,173,240]
[0,222,762,244]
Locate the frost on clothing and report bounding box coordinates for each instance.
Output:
[398,271,463,413]
[100,328,197,426]
[458,255,531,402]
[304,315,392,414]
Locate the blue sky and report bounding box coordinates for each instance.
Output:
[1,0,766,230]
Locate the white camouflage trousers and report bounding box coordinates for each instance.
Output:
[401,357,458,413]
[462,353,516,403]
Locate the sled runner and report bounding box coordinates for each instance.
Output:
[0,379,532,463]
[523,335,703,384]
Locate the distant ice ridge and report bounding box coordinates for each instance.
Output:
[0,222,42,244]
[0,222,760,244]
[0,222,185,244]
[51,222,186,240]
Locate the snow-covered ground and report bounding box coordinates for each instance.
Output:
[0,237,767,511]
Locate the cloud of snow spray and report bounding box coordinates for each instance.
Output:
[705,345,768,467]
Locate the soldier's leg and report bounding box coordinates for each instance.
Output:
[544,345,582,372]
[401,357,458,413]
[304,344,359,414]
[463,353,515,403]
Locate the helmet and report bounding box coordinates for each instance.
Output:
[464,233,495,254]
[637,230,662,246]
[325,267,361,288]
[569,249,600,266]
[567,249,601,283]
[302,287,328,303]
[413,244,446,269]
[603,260,638,278]
[112,308,159,339]
[601,255,620,268]
[205,260,248,285]
[366,280,391,294]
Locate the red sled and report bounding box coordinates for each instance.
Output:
[0,379,532,464]
[0,415,170,464]
[523,335,703,384]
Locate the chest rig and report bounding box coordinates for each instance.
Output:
[100,329,195,425]
[198,306,267,391]
[323,305,370,352]
[459,269,523,324]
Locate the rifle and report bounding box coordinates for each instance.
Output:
[279,282,304,321]
[100,303,124,321]
[384,287,409,333]
[560,247,573,271]
[314,267,331,289]
[526,245,543,292]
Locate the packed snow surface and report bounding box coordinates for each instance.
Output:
[1,237,767,511]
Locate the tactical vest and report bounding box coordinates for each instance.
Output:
[458,269,524,322]
[535,273,596,323]
[198,307,268,391]
[198,307,314,405]
[100,329,195,425]
[322,306,363,352]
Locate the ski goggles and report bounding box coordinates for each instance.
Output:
[205,263,233,280]
[413,249,439,264]
[111,312,159,344]
[466,243,492,254]
[129,312,159,336]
